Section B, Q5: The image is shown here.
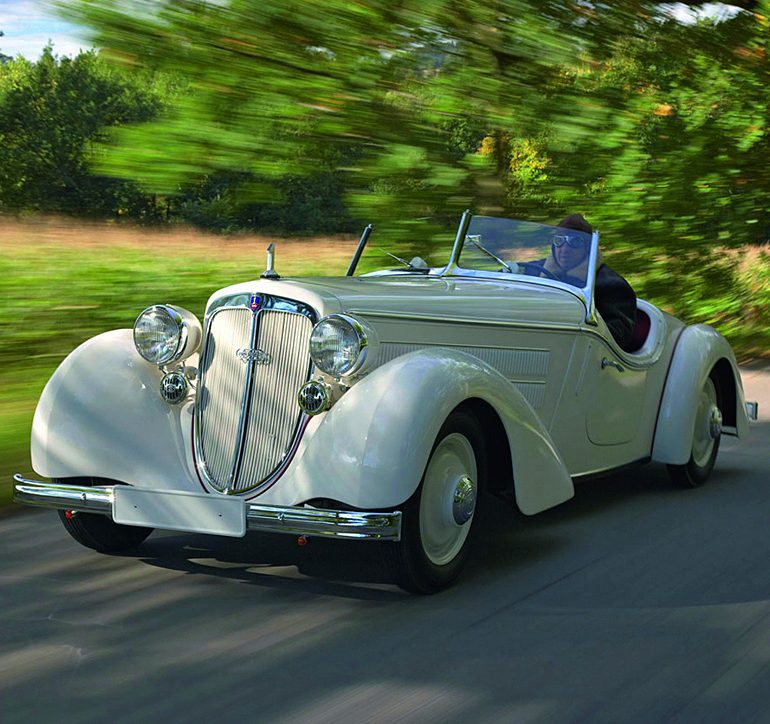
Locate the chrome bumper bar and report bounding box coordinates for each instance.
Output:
[13,474,402,541]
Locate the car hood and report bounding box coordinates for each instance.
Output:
[208,274,587,327]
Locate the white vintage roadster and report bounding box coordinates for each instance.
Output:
[14,213,756,593]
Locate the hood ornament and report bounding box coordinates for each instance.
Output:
[261,242,280,280]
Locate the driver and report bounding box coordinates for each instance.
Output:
[531,214,637,350]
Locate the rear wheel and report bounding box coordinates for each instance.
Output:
[385,409,485,594]
[667,373,722,488]
[55,477,153,552]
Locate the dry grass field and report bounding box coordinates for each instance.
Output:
[0,215,359,265]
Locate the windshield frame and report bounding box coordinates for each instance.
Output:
[439,211,600,325]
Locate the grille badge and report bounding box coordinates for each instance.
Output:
[236,348,271,365]
[249,294,261,311]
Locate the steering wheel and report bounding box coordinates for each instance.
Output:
[518,261,560,281]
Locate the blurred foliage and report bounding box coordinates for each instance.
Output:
[0,47,175,217]
[0,46,357,232]
[51,0,770,327]
[0,0,766,323]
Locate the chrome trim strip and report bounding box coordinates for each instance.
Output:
[13,474,113,513]
[571,457,651,481]
[13,475,401,541]
[347,309,582,333]
[245,504,401,540]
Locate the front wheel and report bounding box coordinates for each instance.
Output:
[385,409,486,594]
[54,477,153,552]
[667,373,722,488]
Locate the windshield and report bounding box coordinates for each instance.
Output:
[457,216,595,290]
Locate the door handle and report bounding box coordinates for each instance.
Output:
[601,357,625,373]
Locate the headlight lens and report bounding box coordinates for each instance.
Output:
[134,305,200,366]
[309,315,367,376]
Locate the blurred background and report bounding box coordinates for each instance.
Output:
[2,0,770,503]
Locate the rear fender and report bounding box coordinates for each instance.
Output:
[283,348,573,514]
[652,324,748,465]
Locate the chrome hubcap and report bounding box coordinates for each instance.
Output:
[420,433,477,566]
[452,475,477,525]
[708,406,723,440]
[692,378,720,468]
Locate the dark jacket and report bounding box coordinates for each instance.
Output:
[594,264,637,351]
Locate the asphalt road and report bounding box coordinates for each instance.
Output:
[3,367,770,724]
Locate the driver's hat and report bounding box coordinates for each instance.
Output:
[557,213,592,234]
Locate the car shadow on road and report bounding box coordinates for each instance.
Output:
[116,439,760,600]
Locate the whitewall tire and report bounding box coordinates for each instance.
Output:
[385,408,486,593]
[667,373,722,488]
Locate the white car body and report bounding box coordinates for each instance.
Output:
[14,213,754,591]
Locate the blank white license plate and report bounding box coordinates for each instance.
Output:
[113,487,246,537]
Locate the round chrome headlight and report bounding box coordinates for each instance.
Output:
[309,314,372,377]
[133,305,202,366]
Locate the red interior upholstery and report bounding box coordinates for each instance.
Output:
[627,308,651,353]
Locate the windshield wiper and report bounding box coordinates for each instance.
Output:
[382,250,430,273]
[467,234,516,273]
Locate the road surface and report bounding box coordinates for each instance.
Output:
[2,367,770,723]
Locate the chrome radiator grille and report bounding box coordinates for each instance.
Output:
[196,295,315,493]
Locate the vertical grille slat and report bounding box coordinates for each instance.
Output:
[196,299,314,493]
[198,309,252,484]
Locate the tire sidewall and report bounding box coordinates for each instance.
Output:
[397,408,487,592]
[668,372,722,488]
[54,477,153,552]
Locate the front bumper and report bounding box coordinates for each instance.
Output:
[13,474,402,541]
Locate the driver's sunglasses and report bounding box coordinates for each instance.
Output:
[553,234,587,249]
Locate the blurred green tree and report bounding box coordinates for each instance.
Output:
[61,1,693,242]
[556,6,770,328]
[0,47,174,216]
[57,0,770,328]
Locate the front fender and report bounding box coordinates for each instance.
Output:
[31,329,200,490]
[282,348,573,515]
[652,324,748,465]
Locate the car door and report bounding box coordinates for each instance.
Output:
[581,336,648,445]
